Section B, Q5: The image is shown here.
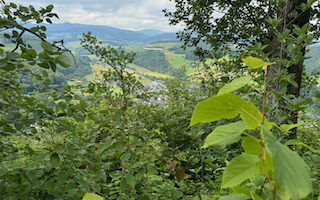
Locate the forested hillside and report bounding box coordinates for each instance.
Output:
[133,50,183,76]
[305,45,320,73]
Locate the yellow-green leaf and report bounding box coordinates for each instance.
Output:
[222,154,260,189]
[242,56,275,69]
[218,76,252,96]
[82,193,104,200]
[203,121,248,148]
[241,137,261,155]
[280,123,306,132]
[190,94,245,127]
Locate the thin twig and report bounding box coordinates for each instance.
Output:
[11,29,25,52]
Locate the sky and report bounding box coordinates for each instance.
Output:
[11,0,183,32]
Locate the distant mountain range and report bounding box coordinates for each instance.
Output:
[38,22,178,45]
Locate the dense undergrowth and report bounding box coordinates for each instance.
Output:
[1,1,320,200]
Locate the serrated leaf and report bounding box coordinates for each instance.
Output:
[98,140,113,155]
[203,121,248,148]
[88,113,99,121]
[147,163,158,175]
[50,153,60,168]
[175,166,185,182]
[120,180,127,191]
[120,152,131,162]
[56,54,71,68]
[242,56,275,69]
[32,153,49,166]
[45,180,55,193]
[239,101,272,130]
[66,145,75,156]
[242,137,261,155]
[221,154,260,188]
[57,171,67,185]
[125,174,136,187]
[82,193,104,200]
[41,42,53,52]
[218,76,252,96]
[116,141,126,152]
[190,94,245,127]
[260,125,312,200]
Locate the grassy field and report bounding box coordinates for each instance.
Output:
[126,46,147,52]
[149,42,181,49]
[144,72,173,79]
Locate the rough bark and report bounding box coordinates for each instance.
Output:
[267,0,310,139]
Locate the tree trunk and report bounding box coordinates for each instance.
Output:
[267,0,310,139]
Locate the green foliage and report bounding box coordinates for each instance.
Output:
[190,56,313,199]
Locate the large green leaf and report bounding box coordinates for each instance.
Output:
[82,193,104,200]
[97,140,113,155]
[241,137,261,155]
[125,174,136,187]
[233,186,263,200]
[190,94,245,127]
[56,54,71,68]
[217,76,252,96]
[45,179,55,194]
[239,101,272,130]
[260,125,312,200]
[203,121,248,148]
[221,154,260,188]
[242,56,275,69]
[190,93,272,130]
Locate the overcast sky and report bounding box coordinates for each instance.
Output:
[11,0,183,32]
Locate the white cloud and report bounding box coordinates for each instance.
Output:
[9,0,182,32]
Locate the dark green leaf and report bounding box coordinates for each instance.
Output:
[125,174,136,187]
[41,42,53,52]
[44,180,55,193]
[56,54,71,68]
[57,171,67,185]
[32,153,49,166]
[50,153,60,168]
[175,166,185,182]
